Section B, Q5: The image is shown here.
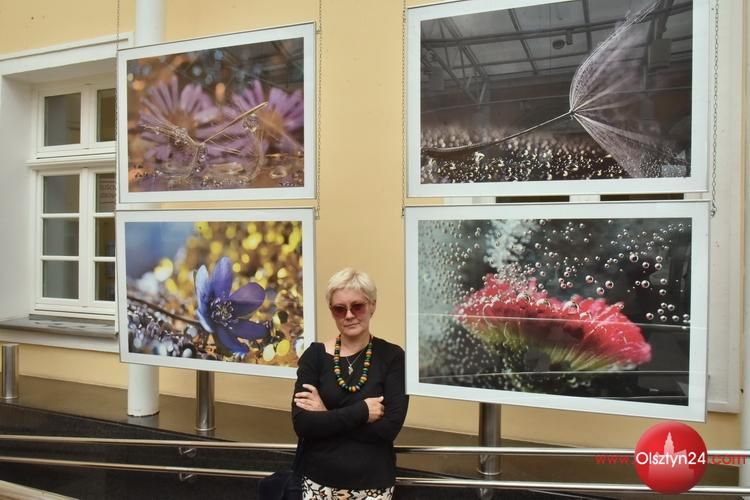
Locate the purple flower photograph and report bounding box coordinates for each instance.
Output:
[117,209,316,378]
[117,24,315,202]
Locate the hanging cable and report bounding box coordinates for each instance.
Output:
[315,0,323,220]
[401,0,408,217]
[710,0,719,217]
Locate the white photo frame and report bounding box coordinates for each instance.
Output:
[407,0,709,197]
[116,208,315,378]
[117,23,316,203]
[405,200,709,420]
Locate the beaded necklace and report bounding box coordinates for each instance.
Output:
[333,335,372,393]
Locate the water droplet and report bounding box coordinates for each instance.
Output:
[605,280,614,289]
[642,262,650,269]
[596,287,605,296]
[646,313,654,320]
[629,253,639,263]
[640,280,650,289]
[563,301,579,315]
[585,275,594,284]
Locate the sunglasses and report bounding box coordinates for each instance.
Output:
[330,301,369,319]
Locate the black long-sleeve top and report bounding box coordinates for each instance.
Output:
[292,337,409,490]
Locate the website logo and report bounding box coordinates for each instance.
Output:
[633,422,707,494]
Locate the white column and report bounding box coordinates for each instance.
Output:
[126,0,166,417]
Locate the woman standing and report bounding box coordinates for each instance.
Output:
[292,268,409,499]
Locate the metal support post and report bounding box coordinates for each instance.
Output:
[1,343,19,400]
[195,371,215,432]
[477,402,501,500]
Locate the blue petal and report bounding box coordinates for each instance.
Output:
[214,326,251,354]
[195,265,211,319]
[229,282,266,317]
[196,309,214,333]
[210,257,233,299]
[230,320,268,341]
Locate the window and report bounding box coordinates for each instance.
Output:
[35,77,115,157]
[36,169,115,316]
[32,76,116,318]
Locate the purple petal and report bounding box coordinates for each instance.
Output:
[195,266,211,316]
[196,309,214,333]
[214,327,250,354]
[180,84,195,112]
[250,80,264,105]
[228,320,268,341]
[168,76,179,110]
[229,282,265,316]
[210,257,233,299]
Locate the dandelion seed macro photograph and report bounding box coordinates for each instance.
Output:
[407,0,709,197]
[117,24,315,203]
[405,202,709,419]
[116,209,315,378]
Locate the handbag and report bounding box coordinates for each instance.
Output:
[257,439,304,500]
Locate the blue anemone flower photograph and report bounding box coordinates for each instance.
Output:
[195,256,268,356]
[121,215,307,374]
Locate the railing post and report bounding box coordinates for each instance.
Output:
[195,371,215,432]
[1,343,19,400]
[477,402,501,500]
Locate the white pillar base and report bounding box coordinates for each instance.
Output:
[127,364,159,417]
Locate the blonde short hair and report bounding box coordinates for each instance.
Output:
[326,268,377,305]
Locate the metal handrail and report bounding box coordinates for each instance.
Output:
[2,434,750,495]
[1,434,750,458]
[0,455,748,495]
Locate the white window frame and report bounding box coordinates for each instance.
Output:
[34,164,115,318]
[34,75,116,159]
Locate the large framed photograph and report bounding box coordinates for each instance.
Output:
[116,208,315,378]
[405,201,709,420]
[117,24,315,203]
[407,0,709,197]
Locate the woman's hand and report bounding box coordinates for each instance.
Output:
[364,396,384,423]
[294,384,327,412]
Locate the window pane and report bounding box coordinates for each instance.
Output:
[43,219,79,256]
[43,175,79,213]
[96,173,116,212]
[97,89,116,142]
[44,93,81,146]
[43,261,78,299]
[95,262,116,301]
[96,218,115,257]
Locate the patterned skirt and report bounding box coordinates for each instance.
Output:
[302,476,394,500]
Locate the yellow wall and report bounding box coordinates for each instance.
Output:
[0,0,743,449]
